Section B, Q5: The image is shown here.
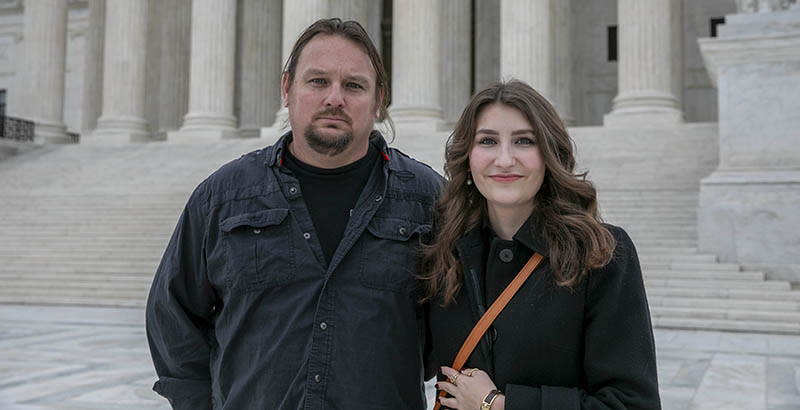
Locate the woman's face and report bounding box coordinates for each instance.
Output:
[469,103,545,217]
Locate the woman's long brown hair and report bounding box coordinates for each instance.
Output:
[422,80,615,306]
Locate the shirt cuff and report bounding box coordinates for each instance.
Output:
[153,377,212,410]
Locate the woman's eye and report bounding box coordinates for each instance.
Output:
[477,137,496,145]
[516,137,535,145]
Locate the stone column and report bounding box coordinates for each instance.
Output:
[154,0,190,139]
[697,3,800,281]
[81,0,105,134]
[91,0,149,143]
[500,0,553,99]
[269,0,329,134]
[389,0,444,131]
[604,0,684,126]
[553,0,574,125]
[440,0,472,127]
[236,0,281,138]
[171,0,237,140]
[474,0,500,90]
[18,0,69,143]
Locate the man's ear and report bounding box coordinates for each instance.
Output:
[281,72,290,107]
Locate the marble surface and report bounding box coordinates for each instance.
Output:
[0,306,798,410]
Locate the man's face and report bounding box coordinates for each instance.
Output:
[282,34,382,165]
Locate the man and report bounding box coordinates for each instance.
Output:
[146,19,441,409]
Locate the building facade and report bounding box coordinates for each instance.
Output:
[2,0,739,142]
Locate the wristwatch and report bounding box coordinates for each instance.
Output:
[481,389,501,410]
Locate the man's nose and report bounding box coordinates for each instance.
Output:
[324,84,345,107]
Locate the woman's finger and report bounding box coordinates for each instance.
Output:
[438,396,459,409]
[437,380,458,396]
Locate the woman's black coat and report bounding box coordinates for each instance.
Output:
[427,217,661,410]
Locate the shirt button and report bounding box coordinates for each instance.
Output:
[398,227,407,236]
[253,229,261,234]
[499,248,514,263]
[314,374,321,383]
[375,194,383,202]
[289,186,298,194]
[319,322,328,330]
[303,232,311,240]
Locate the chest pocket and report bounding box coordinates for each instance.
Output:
[359,217,431,293]
[220,208,295,293]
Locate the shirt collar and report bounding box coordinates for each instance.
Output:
[455,211,549,258]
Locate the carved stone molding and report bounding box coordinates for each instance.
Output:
[735,0,797,13]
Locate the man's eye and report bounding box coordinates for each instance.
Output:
[346,82,364,90]
[310,78,327,85]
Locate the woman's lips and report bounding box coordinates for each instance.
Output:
[489,174,522,182]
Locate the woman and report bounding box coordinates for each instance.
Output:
[424,80,660,410]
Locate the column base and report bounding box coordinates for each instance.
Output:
[237,127,262,139]
[32,119,72,144]
[698,168,800,281]
[90,115,151,143]
[389,106,445,132]
[168,128,238,143]
[603,91,684,127]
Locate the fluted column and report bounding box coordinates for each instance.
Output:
[440,0,472,126]
[92,0,149,143]
[270,0,329,133]
[604,0,684,126]
[18,0,69,143]
[172,0,237,140]
[236,0,281,138]
[81,0,105,134]
[553,0,574,125]
[389,0,444,131]
[154,0,190,139]
[500,0,553,100]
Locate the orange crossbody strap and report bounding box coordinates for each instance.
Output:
[433,252,543,410]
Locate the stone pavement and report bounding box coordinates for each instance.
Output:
[0,305,798,410]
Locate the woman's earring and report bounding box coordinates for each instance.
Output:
[466,174,473,186]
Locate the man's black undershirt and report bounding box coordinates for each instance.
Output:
[283,142,380,265]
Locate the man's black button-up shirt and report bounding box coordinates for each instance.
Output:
[146,132,442,410]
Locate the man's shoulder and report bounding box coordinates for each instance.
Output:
[191,145,277,205]
[385,147,443,191]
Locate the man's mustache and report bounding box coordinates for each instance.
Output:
[314,108,351,123]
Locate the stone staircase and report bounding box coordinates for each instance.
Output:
[0,140,799,333]
[600,190,800,334]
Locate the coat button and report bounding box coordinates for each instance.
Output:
[314,374,321,383]
[499,248,514,262]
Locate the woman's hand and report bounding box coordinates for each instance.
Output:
[437,366,505,409]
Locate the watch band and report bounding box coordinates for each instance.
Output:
[480,389,501,410]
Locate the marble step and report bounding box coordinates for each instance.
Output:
[0,272,152,283]
[0,285,147,298]
[0,295,145,308]
[643,270,765,281]
[646,286,800,302]
[651,316,800,335]
[643,262,742,271]
[0,264,157,274]
[644,278,791,290]
[639,254,717,263]
[650,306,800,323]
[0,253,163,262]
[0,278,150,291]
[647,296,799,311]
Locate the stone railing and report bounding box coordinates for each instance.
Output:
[0,115,35,142]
